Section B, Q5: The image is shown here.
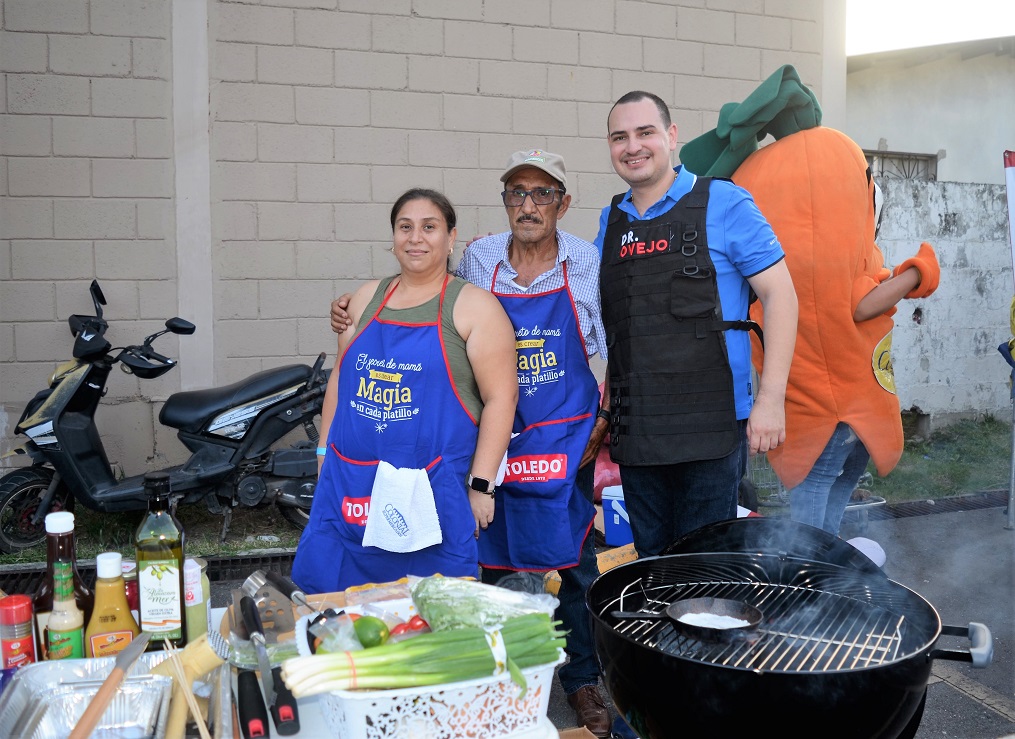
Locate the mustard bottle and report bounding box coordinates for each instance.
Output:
[85,552,141,658]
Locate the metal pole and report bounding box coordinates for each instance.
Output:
[1008,368,1015,530]
[1004,151,1015,530]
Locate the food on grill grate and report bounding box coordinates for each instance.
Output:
[677,613,749,628]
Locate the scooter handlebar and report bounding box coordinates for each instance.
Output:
[117,345,178,379]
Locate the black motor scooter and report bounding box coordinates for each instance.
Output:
[0,280,328,552]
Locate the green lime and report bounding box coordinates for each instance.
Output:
[353,615,390,648]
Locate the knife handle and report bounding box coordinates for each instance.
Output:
[264,571,311,610]
[237,669,270,738]
[239,595,265,639]
[270,665,300,735]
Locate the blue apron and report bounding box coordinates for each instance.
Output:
[478,261,598,571]
[292,276,481,593]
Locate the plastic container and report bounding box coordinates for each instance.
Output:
[602,485,634,547]
[315,598,563,739]
[321,656,562,739]
[85,552,140,658]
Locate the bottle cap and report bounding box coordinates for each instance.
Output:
[121,559,137,581]
[0,594,33,624]
[44,511,75,534]
[96,552,123,579]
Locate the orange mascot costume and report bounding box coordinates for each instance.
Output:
[681,65,940,534]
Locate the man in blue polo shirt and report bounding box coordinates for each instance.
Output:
[596,91,798,558]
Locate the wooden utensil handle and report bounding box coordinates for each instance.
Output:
[68,667,125,739]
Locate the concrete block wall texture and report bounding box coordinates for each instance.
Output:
[880,179,1012,427]
[1,0,179,476]
[0,0,842,477]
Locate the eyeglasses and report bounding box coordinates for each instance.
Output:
[501,187,565,207]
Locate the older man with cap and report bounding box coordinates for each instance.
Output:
[331,150,612,736]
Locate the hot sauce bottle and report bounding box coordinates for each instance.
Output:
[32,512,93,660]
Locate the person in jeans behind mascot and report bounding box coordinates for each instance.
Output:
[681,65,941,539]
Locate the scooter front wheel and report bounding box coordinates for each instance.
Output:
[0,467,73,553]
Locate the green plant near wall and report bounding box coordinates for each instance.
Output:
[867,415,1011,504]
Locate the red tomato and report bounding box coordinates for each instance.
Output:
[389,623,412,637]
[407,615,429,630]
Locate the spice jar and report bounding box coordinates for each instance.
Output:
[0,594,36,692]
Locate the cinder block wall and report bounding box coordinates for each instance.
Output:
[1,0,827,473]
[1,0,176,471]
[880,179,1013,427]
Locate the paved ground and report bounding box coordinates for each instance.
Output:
[847,505,1015,739]
[205,503,1015,738]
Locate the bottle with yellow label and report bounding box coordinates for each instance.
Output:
[85,552,140,658]
[135,472,187,650]
[46,562,84,660]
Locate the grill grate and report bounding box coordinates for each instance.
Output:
[605,575,907,673]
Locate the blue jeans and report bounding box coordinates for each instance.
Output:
[789,422,871,535]
[619,421,747,558]
[482,464,601,694]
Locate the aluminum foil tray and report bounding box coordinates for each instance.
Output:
[0,653,172,739]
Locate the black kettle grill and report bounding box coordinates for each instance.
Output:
[589,518,992,739]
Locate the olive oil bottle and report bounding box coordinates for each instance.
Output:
[134,471,187,650]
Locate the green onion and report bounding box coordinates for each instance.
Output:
[280,612,566,698]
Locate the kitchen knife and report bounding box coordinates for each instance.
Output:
[270,665,300,735]
[240,594,300,734]
[68,632,152,739]
[236,669,270,739]
[240,594,275,707]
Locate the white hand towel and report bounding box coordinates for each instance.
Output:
[362,461,443,553]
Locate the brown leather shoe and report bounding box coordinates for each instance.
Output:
[566,684,611,737]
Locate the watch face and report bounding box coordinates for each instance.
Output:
[469,475,491,492]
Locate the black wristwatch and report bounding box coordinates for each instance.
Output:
[597,408,611,424]
[467,474,495,497]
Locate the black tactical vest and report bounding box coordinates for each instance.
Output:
[600,176,755,466]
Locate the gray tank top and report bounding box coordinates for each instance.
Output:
[358,275,483,420]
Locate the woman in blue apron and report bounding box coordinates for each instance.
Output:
[478,261,599,573]
[292,189,517,594]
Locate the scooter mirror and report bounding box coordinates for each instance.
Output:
[90,279,107,316]
[166,317,196,335]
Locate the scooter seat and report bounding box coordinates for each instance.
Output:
[160,364,312,433]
